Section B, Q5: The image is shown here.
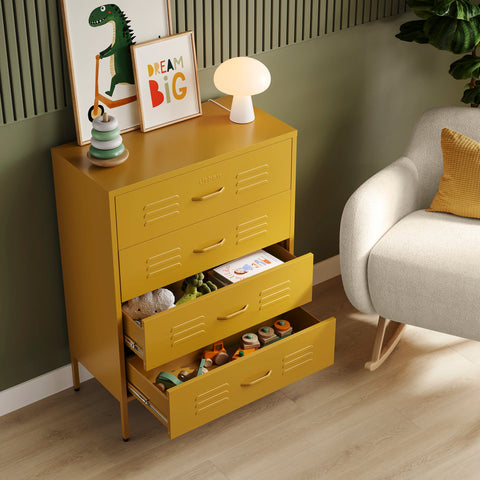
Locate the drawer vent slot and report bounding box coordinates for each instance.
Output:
[259,280,292,310]
[236,164,270,193]
[195,383,231,415]
[171,316,207,346]
[282,345,314,374]
[236,215,268,244]
[143,194,181,226]
[146,247,182,278]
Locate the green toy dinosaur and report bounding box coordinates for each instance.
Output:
[88,4,136,96]
[176,273,218,305]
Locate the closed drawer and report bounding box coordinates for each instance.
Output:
[123,244,313,370]
[119,190,291,301]
[116,140,292,250]
[127,309,335,439]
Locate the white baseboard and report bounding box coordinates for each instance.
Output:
[0,256,340,418]
[313,254,340,285]
[0,363,93,417]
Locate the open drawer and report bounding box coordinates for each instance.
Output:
[123,244,313,370]
[127,309,336,439]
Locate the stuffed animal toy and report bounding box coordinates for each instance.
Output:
[176,273,217,305]
[122,288,175,321]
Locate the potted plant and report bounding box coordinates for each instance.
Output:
[397,0,480,106]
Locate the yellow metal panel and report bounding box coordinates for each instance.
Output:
[126,249,313,370]
[119,190,291,301]
[50,98,296,194]
[126,311,335,439]
[116,140,292,249]
[166,311,335,439]
[52,155,125,402]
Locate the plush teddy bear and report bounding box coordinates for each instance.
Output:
[122,288,175,321]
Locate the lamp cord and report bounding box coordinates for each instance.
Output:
[208,98,231,112]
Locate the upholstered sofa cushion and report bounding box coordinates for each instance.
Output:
[427,128,480,219]
[368,209,480,341]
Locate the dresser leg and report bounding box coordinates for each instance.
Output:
[71,356,80,391]
[120,396,130,441]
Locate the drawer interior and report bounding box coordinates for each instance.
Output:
[127,308,335,438]
[127,308,327,393]
[122,242,296,327]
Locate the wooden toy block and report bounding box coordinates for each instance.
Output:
[257,326,279,346]
[273,319,293,338]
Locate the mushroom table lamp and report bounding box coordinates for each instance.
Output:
[213,57,271,124]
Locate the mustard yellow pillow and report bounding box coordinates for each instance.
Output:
[427,128,480,218]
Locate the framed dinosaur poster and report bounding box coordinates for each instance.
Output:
[60,0,172,145]
[131,32,202,132]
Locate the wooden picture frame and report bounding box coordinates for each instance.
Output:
[131,32,202,132]
[60,0,172,145]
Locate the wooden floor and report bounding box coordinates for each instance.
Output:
[3,276,480,479]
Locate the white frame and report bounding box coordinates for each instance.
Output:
[131,32,202,132]
[60,0,172,145]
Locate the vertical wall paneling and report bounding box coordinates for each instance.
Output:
[203,0,213,68]
[3,0,24,121]
[221,0,230,60]
[0,0,13,123]
[256,0,264,53]
[270,0,280,50]
[13,1,34,118]
[0,0,408,126]
[287,0,296,45]
[212,0,222,64]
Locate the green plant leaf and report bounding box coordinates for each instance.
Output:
[445,0,480,20]
[425,15,480,53]
[449,54,480,78]
[396,20,430,43]
[432,0,457,16]
[461,82,480,103]
[407,0,439,18]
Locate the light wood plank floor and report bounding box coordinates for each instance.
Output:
[3,276,480,480]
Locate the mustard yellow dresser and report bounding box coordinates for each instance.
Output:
[52,98,335,440]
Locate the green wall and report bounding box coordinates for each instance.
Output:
[0,13,462,391]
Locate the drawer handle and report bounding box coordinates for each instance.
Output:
[217,304,249,320]
[193,238,225,253]
[191,186,225,201]
[241,370,273,387]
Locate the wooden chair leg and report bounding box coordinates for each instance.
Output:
[365,316,406,371]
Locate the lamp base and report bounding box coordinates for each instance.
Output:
[229,95,255,124]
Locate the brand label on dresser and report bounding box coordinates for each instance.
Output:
[199,173,223,184]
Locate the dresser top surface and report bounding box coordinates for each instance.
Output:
[52,97,296,193]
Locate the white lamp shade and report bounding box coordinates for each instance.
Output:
[214,57,271,96]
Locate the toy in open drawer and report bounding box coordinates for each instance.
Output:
[127,309,336,439]
[123,244,313,370]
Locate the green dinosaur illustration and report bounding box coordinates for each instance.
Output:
[88,4,136,96]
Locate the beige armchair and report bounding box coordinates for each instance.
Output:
[340,107,480,370]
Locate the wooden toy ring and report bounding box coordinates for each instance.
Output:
[93,115,119,132]
[91,136,123,150]
[91,127,121,141]
[274,319,291,331]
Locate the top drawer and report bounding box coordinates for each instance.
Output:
[116,140,292,250]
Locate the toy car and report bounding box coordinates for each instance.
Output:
[203,341,229,366]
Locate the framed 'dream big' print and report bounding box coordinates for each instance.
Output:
[60,0,172,145]
[131,31,202,132]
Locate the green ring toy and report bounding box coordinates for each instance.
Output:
[91,127,121,141]
[89,143,125,159]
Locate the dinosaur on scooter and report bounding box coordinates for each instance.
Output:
[88,4,136,96]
